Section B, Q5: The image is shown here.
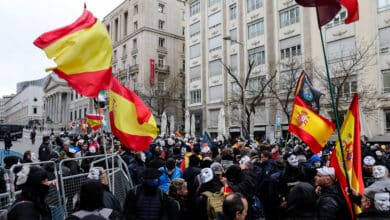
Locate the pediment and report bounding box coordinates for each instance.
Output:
[43,73,69,92]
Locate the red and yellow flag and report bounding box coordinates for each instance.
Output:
[330,94,364,216]
[109,78,159,151]
[86,114,103,131]
[289,96,336,153]
[33,8,113,97]
[81,119,86,133]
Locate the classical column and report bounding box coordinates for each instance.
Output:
[58,93,62,123]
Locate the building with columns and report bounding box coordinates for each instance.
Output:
[4,84,44,127]
[103,0,186,132]
[185,0,390,141]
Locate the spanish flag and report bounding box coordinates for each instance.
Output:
[330,94,364,216]
[109,78,159,151]
[86,114,103,131]
[289,96,336,153]
[33,8,113,97]
[81,119,86,133]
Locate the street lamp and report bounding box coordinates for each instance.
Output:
[222,36,244,46]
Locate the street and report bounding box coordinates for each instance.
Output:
[1,129,42,159]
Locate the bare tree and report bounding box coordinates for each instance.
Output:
[268,57,305,122]
[137,74,185,123]
[221,60,276,136]
[312,39,378,123]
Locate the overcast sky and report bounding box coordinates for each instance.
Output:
[0,0,124,97]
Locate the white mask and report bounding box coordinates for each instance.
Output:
[372,165,388,179]
[287,155,299,167]
[140,152,146,163]
[200,168,214,183]
[374,192,390,211]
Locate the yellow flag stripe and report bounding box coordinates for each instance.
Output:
[109,90,158,137]
[44,21,112,75]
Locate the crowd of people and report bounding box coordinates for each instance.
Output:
[2,131,390,219]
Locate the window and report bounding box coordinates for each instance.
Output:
[190,43,201,58]
[385,110,390,132]
[279,70,298,89]
[379,0,390,10]
[122,44,127,57]
[133,38,137,49]
[33,107,37,114]
[190,65,201,82]
[248,46,265,66]
[208,11,221,29]
[209,109,219,128]
[230,54,238,75]
[74,111,77,119]
[70,112,73,121]
[209,35,222,52]
[190,90,201,104]
[248,76,265,92]
[114,19,119,41]
[134,5,138,14]
[229,28,237,45]
[190,0,200,16]
[134,21,138,30]
[84,108,87,117]
[79,109,82,119]
[158,54,165,67]
[209,0,220,7]
[124,11,128,36]
[71,93,73,101]
[157,81,165,91]
[33,98,38,102]
[383,69,390,93]
[328,10,347,27]
[248,19,264,39]
[280,36,301,59]
[327,37,356,61]
[158,20,164,29]
[190,22,200,37]
[133,55,137,65]
[379,27,390,53]
[230,4,237,20]
[340,80,357,98]
[209,60,222,77]
[209,85,223,101]
[231,82,240,95]
[158,3,165,13]
[158,38,165,48]
[280,7,300,28]
[247,0,263,12]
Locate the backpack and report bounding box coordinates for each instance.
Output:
[201,191,225,220]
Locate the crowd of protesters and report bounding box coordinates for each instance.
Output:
[1,130,390,219]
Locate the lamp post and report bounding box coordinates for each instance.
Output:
[222,36,248,139]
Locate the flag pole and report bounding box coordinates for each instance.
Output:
[94,98,112,190]
[316,8,355,219]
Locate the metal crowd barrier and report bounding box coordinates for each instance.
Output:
[59,153,133,217]
[1,153,132,219]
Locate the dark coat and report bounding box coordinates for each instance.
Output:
[38,142,51,161]
[317,183,351,220]
[102,184,122,213]
[7,199,52,220]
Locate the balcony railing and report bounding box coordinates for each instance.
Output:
[129,64,139,74]
[156,65,170,74]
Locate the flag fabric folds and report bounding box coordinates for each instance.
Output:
[330,94,364,216]
[295,0,359,26]
[33,9,113,97]
[81,119,86,133]
[109,78,159,152]
[295,71,322,113]
[289,96,336,153]
[86,114,103,131]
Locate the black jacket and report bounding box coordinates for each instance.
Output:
[317,183,351,220]
[7,199,52,220]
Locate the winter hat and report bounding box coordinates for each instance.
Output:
[210,162,224,175]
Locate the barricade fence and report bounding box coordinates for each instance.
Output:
[0,153,132,219]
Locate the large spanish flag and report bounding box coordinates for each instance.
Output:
[33,8,113,97]
[289,96,336,153]
[86,114,103,131]
[330,94,364,216]
[109,78,159,151]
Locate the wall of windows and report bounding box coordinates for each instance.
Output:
[190,0,200,16]
[248,46,265,66]
[248,19,264,39]
[190,22,200,37]
[209,59,222,77]
[190,65,201,82]
[280,7,300,28]
[209,85,223,101]
[209,35,222,52]
[190,89,201,104]
[190,43,201,58]
[208,11,222,28]
[247,0,263,12]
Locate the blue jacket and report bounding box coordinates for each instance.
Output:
[158,166,182,192]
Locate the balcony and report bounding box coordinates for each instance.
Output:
[155,65,170,74]
[129,64,139,74]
